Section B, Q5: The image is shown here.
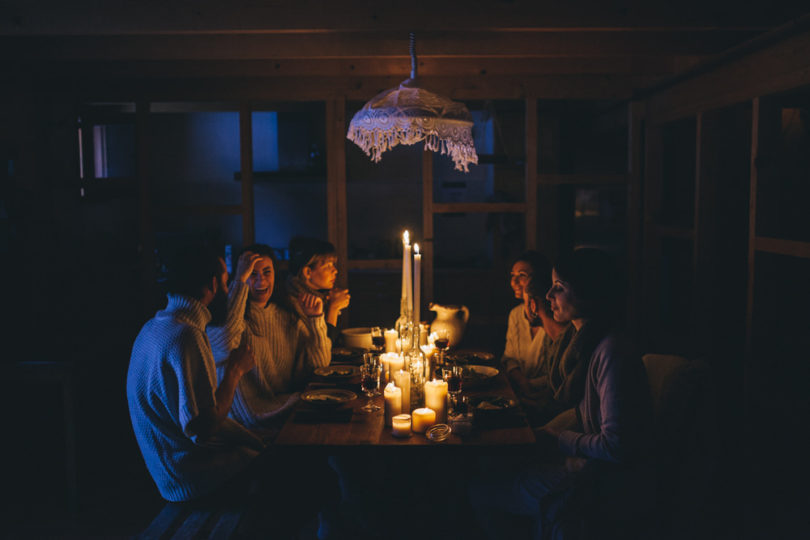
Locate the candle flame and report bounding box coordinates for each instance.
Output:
[414,243,420,255]
[403,230,410,246]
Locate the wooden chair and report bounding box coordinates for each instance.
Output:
[641,354,716,540]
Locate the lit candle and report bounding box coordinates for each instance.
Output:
[413,243,421,328]
[384,383,402,427]
[393,369,411,412]
[402,231,412,316]
[392,414,412,437]
[388,354,404,378]
[411,408,436,433]
[380,352,400,383]
[384,329,398,353]
[424,379,448,424]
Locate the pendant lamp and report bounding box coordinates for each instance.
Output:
[346,33,478,172]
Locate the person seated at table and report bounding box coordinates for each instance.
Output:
[287,236,350,345]
[469,248,652,539]
[503,252,573,405]
[208,244,331,431]
[514,274,576,425]
[127,246,264,502]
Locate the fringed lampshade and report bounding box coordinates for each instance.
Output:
[347,33,478,173]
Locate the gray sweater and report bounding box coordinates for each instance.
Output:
[558,333,651,464]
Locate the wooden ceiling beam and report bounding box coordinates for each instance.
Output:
[18,74,659,102]
[11,56,700,79]
[0,0,792,36]
[0,29,760,61]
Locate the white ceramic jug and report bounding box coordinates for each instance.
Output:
[428,303,470,348]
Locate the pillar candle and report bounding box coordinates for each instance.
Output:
[393,369,411,412]
[379,352,399,383]
[392,414,412,437]
[411,408,436,433]
[388,353,404,376]
[413,244,421,328]
[384,383,402,427]
[424,379,448,424]
[384,329,398,353]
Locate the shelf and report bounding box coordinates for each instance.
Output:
[755,236,810,259]
[537,174,629,185]
[234,170,325,183]
[432,202,527,214]
[656,225,694,239]
[154,204,243,217]
[347,259,402,270]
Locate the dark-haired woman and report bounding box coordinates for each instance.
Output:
[286,237,350,344]
[208,244,331,432]
[469,248,651,539]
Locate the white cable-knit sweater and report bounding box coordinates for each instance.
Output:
[208,281,331,428]
[127,295,262,502]
[502,304,547,378]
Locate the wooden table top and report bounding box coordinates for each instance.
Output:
[275,370,536,449]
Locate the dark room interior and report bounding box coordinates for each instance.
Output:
[2,1,809,538]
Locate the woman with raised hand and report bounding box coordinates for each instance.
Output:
[208,244,331,434]
[470,248,651,539]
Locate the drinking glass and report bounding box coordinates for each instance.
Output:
[370,327,384,353]
[360,363,381,412]
[434,328,451,368]
[442,364,463,414]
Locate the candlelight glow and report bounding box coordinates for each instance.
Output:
[403,230,410,246]
[414,243,419,254]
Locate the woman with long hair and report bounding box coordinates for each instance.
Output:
[470,248,651,539]
[208,244,331,432]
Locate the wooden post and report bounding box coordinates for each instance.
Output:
[626,101,645,340]
[641,124,663,349]
[326,98,349,290]
[239,104,255,246]
[745,97,760,394]
[135,100,155,318]
[525,97,538,250]
[422,150,434,311]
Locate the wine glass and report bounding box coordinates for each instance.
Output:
[370,327,384,353]
[360,363,381,413]
[434,328,451,368]
[442,364,463,414]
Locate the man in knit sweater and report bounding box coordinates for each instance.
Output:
[127,248,264,502]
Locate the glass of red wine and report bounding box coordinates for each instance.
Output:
[360,363,381,413]
[370,327,384,353]
[434,328,451,368]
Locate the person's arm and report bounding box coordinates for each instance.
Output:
[557,339,633,463]
[186,339,255,442]
[297,292,332,371]
[207,281,249,361]
[325,287,350,327]
[207,251,259,360]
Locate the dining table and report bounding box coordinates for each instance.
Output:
[275,349,537,452]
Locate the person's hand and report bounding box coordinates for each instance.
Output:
[327,288,351,312]
[299,292,324,317]
[533,425,561,459]
[235,251,262,284]
[228,339,255,377]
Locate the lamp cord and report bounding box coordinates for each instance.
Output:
[409,32,417,80]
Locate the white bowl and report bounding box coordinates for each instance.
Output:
[341,327,372,349]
